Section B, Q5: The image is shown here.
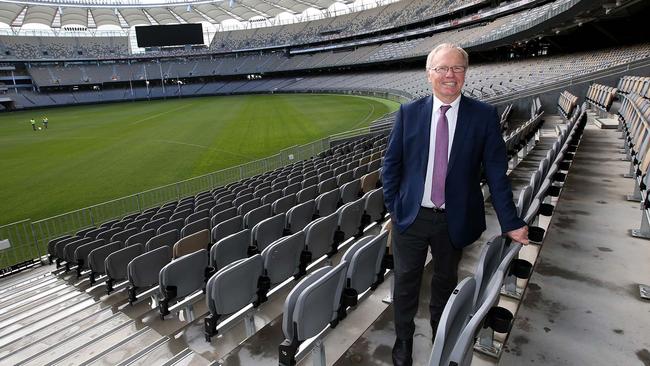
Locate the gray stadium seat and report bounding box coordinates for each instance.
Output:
[210,229,251,271]
[210,207,237,229]
[105,243,144,293]
[157,218,184,235]
[233,193,254,208]
[47,235,72,262]
[125,229,156,247]
[262,189,283,206]
[428,277,476,366]
[244,203,272,229]
[146,229,179,252]
[159,249,209,318]
[303,212,339,262]
[151,209,173,223]
[74,239,105,276]
[315,189,339,218]
[211,215,243,244]
[472,235,505,308]
[111,227,139,245]
[185,209,210,225]
[209,201,232,217]
[251,213,286,253]
[283,182,302,196]
[88,241,123,284]
[296,185,318,204]
[125,218,149,231]
[170,208,192,223]
[181,217,210,238]
[339,179,361,204]
[62,237,92,270]
[142,217,167,233]
[362,188,385,224]
[97,227,122,243]
[335,198,365,245]
[238,198,261,217]
[302,175,319,188]
[286,199,315,234]
[204,254,264,341]
[278,262,348,366]
[318,177,338,194]
[260,231,304,295]
[336,171,354,186]
[272,193,297,215]
[127,245,172,303]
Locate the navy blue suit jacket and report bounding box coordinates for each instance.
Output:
[382,94,525,249]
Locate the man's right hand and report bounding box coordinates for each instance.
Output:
[506,226,529,245]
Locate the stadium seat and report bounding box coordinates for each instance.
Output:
[210,229,250,270]
[127,245,172,303]
[105,243,144,293]
[159,249,209,318]
[251,213,286,253]
[211,215,243,244]
[181,217,210,238]
[243,203,272,229]
[146,229,179,252]
[157,218,184,236]
[210,207,237,229]
[173,229,209,258]
[272,193,297,215]
[315,189,339,218]
[125,229,156,247]
[88,241,123,284]
[286,199,315,234]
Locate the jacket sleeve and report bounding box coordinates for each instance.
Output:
[382,105,404,214]
[482,106,527,233]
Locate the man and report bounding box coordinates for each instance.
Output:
[30,118,36,131]
[382,43,529,366]
[42,116,48,129]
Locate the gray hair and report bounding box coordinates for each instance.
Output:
[426,43,469,69]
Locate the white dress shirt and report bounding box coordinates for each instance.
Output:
[421,94,461,208]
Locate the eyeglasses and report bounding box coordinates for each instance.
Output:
[427,66,467,74]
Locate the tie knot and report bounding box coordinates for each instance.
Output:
[440,105,451,114]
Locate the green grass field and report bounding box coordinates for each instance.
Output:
[0,94,399,226]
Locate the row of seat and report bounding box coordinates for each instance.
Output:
[504,106,545,169]
[617,75,650,99]
[586,83,618,112]
[429,99,588,365]
[278,230,390,366]
[618,91,650,239]
[558,90,578,119]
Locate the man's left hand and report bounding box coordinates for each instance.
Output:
[506,226,529,245]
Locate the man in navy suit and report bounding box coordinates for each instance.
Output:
[382,43,529,366]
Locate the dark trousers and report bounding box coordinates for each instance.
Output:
[392,207,463,340]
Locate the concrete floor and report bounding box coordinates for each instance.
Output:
[500,114,650,366]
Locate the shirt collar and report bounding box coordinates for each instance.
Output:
[432,94,461,112]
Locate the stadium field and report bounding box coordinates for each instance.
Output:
[0,94,399,226]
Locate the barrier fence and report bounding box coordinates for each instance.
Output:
[0,136,332,273]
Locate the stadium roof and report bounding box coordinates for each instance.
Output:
[0,0,376,30]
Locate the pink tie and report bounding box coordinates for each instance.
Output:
[431,105,451,207]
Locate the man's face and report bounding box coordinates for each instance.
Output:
[426,48,466,104]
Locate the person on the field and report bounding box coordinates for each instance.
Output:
[30,118,36,131]
[42,116,48,129]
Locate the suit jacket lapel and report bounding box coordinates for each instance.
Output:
[420,96,434,175]
[447,94,470,175]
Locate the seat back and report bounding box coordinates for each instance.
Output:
[343,231,388,293]
[318,177,338,195]
[261,231,304,285]
[151,210,173,223]
[63,237,92,263]
[340,179,361,205]
[48,235,72,257]
[516,185,533,217]
[89,241,123,274]
[173,229,210,258]
[170,208,192,223]
[158,218,184,235]
[210,229,251,270]
[304,212,338,260]
[181,217,210,238]
[128,245,172,287]
[472,235,505,309]
[74,239,106,268]
[209,201,233,217]
[211,215,244,244]
[142,217,167,233]
[336,198,365,240]
[238,198,262,217]
[428,277,476,366]
[363,188,384,222]
[210,207,237,229]
[296,185,318,204]
[105,244,144,282]
[233,193,255,208]
[125,218,148,231]
[97,227,121,243]
[447,245,520,366]
[286,199,315,234]
[291,262,347,341]
[185,209,210,226]
[111,227,139,246]
[125,229,156,247]
[262,189,283,206]
[273,194,297,215]
[315,189,339,217]
[252,213,286,252]
[206,254,263,316]
[146,229,179,252]
[244,204,272,229]
[160,248,208,298]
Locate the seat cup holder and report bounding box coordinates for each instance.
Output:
[539,203,554,216]
[528,226,545,243]
[510,258,532,279]
[486,306,513,333]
